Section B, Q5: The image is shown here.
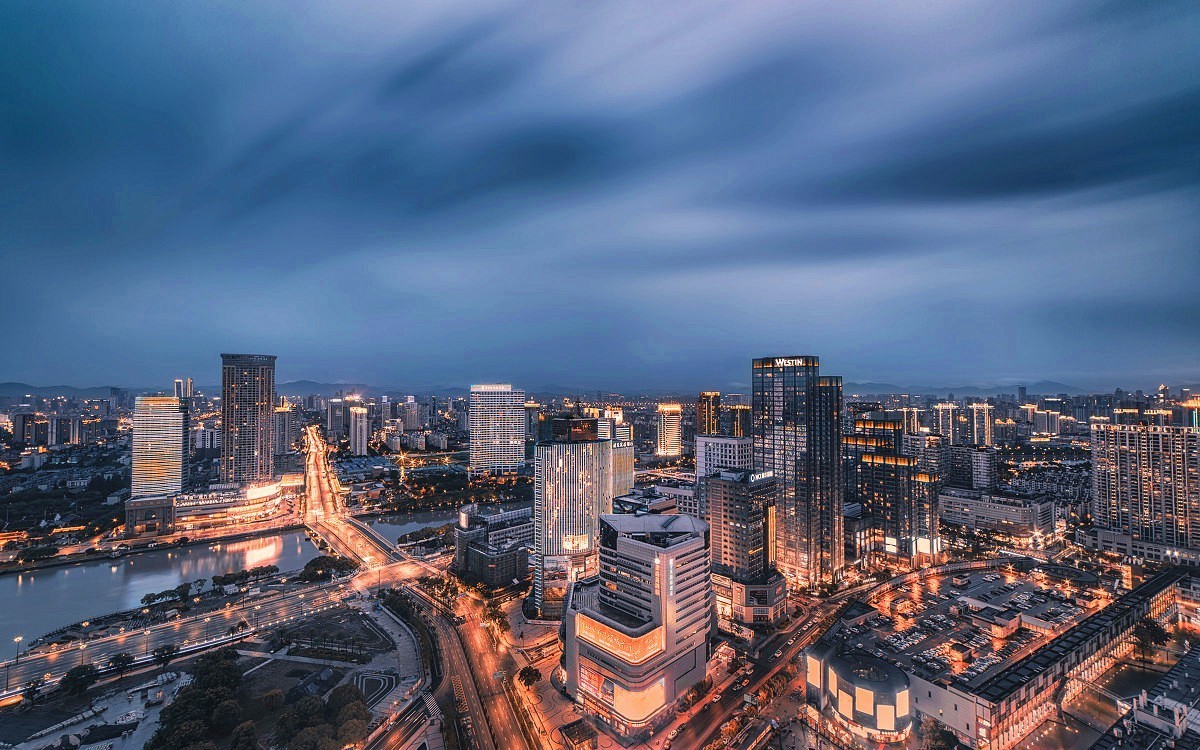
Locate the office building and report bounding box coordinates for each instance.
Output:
[845,413,941,568]
[947,445,998,490]
[532,419,633,618]
[655,484,697,518]
[132,396,190,498]
[1087,422,1200,562]
[696,391,721,435]
[469,384,526,476]
[273,404,298,456]
[970,403,994,446]
[935,403,963,445]
[453,503,533,587]
[721,402,752,438]
[173,379,185,401]
[701,468,787,627]
[562,513,712,744]
[939,487,1055,541]
[219,353,277,484]
[694,434,752,484]
[349,405,369,456]
[900,407,922,434]
[525,401,541,444]
[655,403,682,457]
[326,397,345,438]
[752,355,844,588]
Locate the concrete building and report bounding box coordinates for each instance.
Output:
[132,396,190,498]
[1087,422,1200,563]
[469,384,526,475]
[219,353,276,484]
[947,445,998,490]
[696,391,721,436]
[752,355,844,588]
[349,405,370,456]
[694,434,752,484]
[562,513,712,745]
[939,487,1055,540]
[532,420,633,618]
[970,403,994,446]
[700,468,787,627]
[655,403,682,457]
[935,403,964,445]
[273,404,298,456]
[453,503,533,587]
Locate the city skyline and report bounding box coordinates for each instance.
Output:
[3,2,1198,389]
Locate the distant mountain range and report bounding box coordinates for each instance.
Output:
[2,378,1189,401]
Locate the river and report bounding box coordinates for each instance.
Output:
[0,507,467,649]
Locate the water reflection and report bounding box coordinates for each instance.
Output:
[0,531,318,647]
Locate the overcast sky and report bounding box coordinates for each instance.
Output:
[2,1,1198,392]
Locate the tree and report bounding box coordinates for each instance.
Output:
[325,684,367,718]
[287,726,338,750]
[517,666,542,688]
[22,677,44,704]
[210,699,243,734]
[336,701,370,727]
[154,644,179,673]
[229,721,259,750]
[110,652,135,678]
[922,716,959,750]
[60,664,99,695]
[258,688,285,713]
[1133,617,1169,666]
[337,719,368,745]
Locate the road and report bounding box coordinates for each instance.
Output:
[303,426,397,566]
[0,581,347,698]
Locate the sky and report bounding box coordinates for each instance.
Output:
[2,1,1198,393]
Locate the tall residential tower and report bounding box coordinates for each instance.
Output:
[219,353,276,484]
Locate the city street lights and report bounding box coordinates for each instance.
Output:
[5,636,22,691]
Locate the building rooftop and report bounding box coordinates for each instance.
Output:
[1090,644,1200,750]
[826,564,1106,696]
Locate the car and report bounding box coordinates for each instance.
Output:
[787,637,797,645]
[774,650,783,657]
[739,679,750,688]
[668,729,678,740]
[712,693,722,703]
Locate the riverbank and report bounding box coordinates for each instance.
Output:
[0,522,307,577]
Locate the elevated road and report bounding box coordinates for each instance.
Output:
[302,426,397,565]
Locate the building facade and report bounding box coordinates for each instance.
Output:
[752,355,844,588]
[349,405,370,456]
[132,395,190,499]
[696,391,721,436]
[655,403,682,457]
[469,384,526,475]
[453,503,533,587]
[219,353,277,484]
[562,513,712,745]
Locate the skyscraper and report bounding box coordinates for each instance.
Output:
[696,391,721,435]
[722,402,752,437]
[132,395,190,498]
[752,355,844,588]
[173,379,185,401]
[969,403,995,446]
[531,417,632,618]
[273,404,298,457]
[694,434,752,487]
[1089,422,1200,561]
[219,353,276,484]
[899,407,922,434]
[655,403,682,457]
[326,397,345,438]
[701,468,787,626]
[562,513,711,743]
[349,405,369,456]
[934,402,963,444]
[845,413,941,567]
[468,384,526,476]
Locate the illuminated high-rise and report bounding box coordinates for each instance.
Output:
[969,403,994,446]
[132,395,190,498]
[752,355,844,588]
[1088,422,1200,561]
[562,513,711,743]
[349,405,369,456]
[532,417,632,618]
[469,384,526,476]
[655,403,682,457]
[273,404,298,456]
[219,353,276,484]
[696,391,721,435]
[934,402,963,444]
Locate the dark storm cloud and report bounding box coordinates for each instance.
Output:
[1,1,1197,390]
